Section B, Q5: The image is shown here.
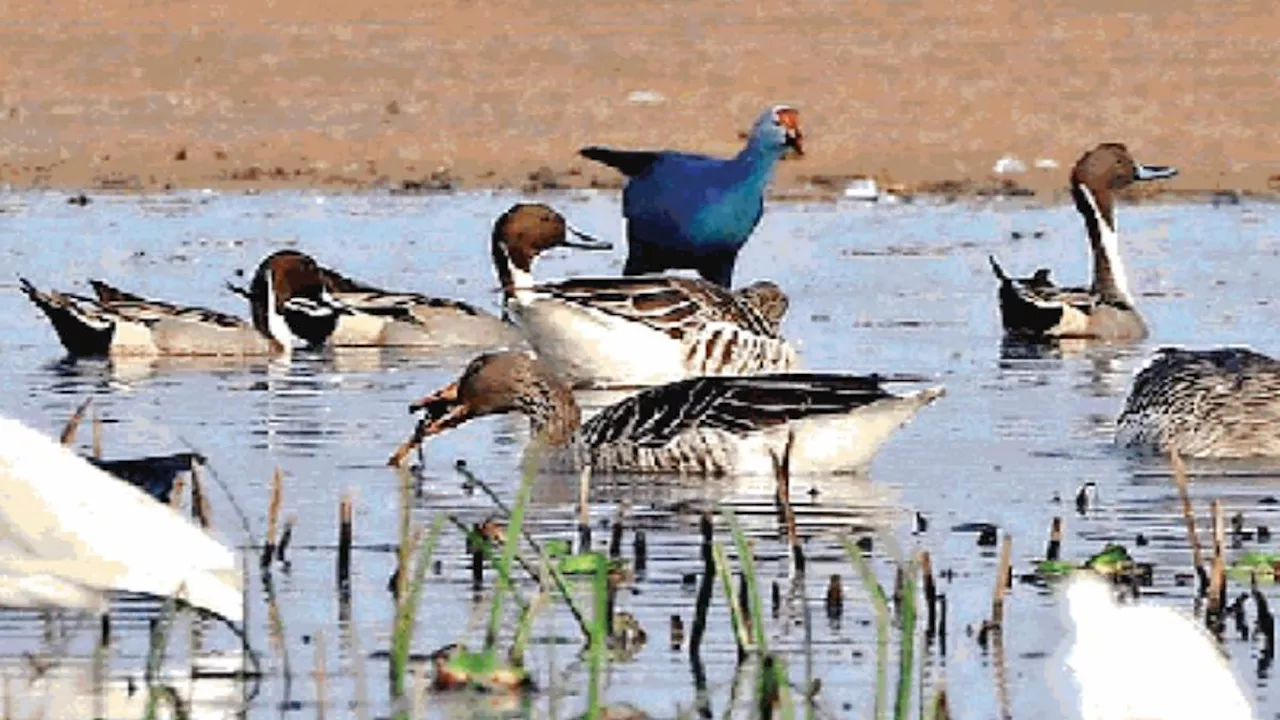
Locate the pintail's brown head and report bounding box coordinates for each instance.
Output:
[491,204,611,294]
[249,250,349,349]
[1070,143,1177,231]
[1070,144,1176,307]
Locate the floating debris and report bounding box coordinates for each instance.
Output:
[843,177,880,202]
[992,155,1027,175]
[626,90,666,105]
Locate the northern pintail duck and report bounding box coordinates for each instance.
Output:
[21,250,345,357]
[580,105,803,288]
[492,203,798,388]
[389,351,944,475]
[228,264,524,349]
[989,143,1177,341]
[0,414,242,619]
[1116,346,1280,458]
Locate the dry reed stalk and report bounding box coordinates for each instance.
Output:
[578,466,592,552]
[261,467,283,568]
[60,398,92,446]
[189,461,212,529]
[689,512,714,659]
[825,574,843,620]
[90,406,102,459]
[634,530,647,575]
[277,516,295,564]
[337,494,353,594]
[314,630,328,720]
[1209,499,1227,623]
[992,534,1012,627]
[1046,517,1063,561]
[771,430,804,576]
[609,503,627,559]
[1170,450,1206,583]
[921,551,938,639]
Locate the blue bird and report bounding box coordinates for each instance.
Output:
[580,105,803,288]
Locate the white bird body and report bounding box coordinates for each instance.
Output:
[0,416,242,621]
[1055,572,1255,720]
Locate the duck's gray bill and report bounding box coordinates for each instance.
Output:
[1134,164,1178,181]
[563,224,613,251]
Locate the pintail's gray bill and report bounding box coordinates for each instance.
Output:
[563,224,613,251]
[1134,163,1178,181]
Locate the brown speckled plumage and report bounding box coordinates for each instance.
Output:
[1117,347,1280,458]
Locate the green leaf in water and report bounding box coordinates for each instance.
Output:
[559,551,610,576]
[1228,551,1280,582]
[1085,544,1133,574]
[543,538,573,558]
[445,647,497,676]
[1035,559,1077,577]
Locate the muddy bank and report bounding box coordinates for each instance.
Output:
[2,0,1277,200]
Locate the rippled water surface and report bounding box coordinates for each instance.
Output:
[2,190,1280,718]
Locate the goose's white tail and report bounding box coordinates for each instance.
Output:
[786,386,947,473]
[0,416,243,621]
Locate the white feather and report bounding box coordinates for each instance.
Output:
[0,416,242,620]
[1077,185,1133,305]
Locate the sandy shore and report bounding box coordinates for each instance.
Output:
[2,0,1277,199]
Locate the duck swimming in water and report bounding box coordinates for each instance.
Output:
[989,143,1177,341]
[388,350,944,476]
[1116,346,1280,458]
[491,203,798,389]
[22,250,346,357]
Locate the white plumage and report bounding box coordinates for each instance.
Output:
[0,415,242,621]
[1054,571,1254,720]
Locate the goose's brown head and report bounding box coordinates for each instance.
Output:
[407,352,560,436]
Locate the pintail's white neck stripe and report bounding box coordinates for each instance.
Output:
[1077,184,1132,305]
[264,272,300,348]
[496,241,535,301]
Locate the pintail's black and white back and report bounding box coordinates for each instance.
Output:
[21,250,345,357]
[491,203,799,389]
[1116,346,1280,458]
[226,264,525,350]
[389,351,944,475]
[990,143,1176,341]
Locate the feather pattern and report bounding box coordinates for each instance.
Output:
[397,352,944,476]
[1117,347,1280,458]
[579,373,892,448]
[535,277,781,340]
[92,280,249,329]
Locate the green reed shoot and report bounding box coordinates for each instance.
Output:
[723,510,766,651]
[143,593,179,720]
[722,509,795,720]
[843,537,891,720]
[510,555,553,666]
[390,514,445,702]
[713,542,752,655]
[587,552,609,719]
[485,459,536,654]
[894,555,918,720]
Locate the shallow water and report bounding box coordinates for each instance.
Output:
[2,190,1280,718]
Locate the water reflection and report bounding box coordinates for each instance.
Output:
[2,194,1279,717]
